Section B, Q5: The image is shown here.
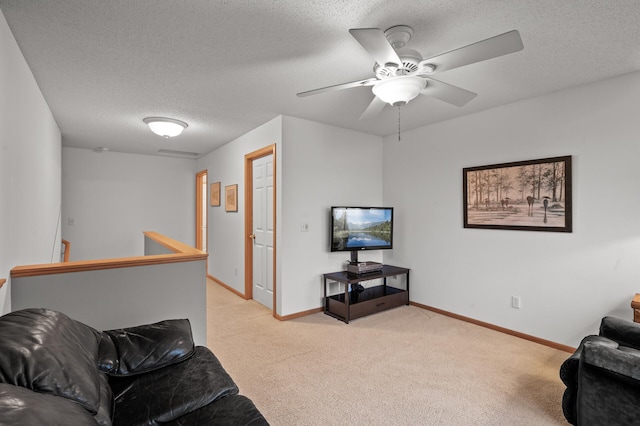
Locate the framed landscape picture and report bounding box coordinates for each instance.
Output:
[463,155,572,232]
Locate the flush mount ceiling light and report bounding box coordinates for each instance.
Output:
[372,75,427,107]
[143,117,188,138]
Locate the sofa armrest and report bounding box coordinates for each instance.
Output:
[582,340,640,380]
[0,383,98,426]
[599,316,640,350]
[576,340,640,425]
[560,335,617,387]
[98,319,195,376]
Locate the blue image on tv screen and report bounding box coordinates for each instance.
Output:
[331,207,393,252]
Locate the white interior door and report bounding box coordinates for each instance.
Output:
[252,154,274,309]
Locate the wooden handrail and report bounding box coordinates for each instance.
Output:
[0,278,5,289]
[143,231,203,255]
[61,239,70,262]
[11,232,207,278]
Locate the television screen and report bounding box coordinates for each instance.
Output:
[330,207,394,252]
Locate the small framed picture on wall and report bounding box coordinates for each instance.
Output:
[225,184,238,212]
[210,182,221,206]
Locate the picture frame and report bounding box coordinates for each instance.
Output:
[210,182,221,207]
[225,184,238,212]
[463,155,572,232]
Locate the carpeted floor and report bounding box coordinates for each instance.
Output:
[206,279,569,425]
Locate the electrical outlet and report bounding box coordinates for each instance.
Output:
[512,296,521,309]
[300,223,309,232]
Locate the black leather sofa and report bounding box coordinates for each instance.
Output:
[560,316,640,425]
[0,308,268,425]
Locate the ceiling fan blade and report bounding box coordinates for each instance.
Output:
[349,28,402,67]
[297,78,378,97]
[359,96,386,120]
[421,78,477,107]
[420,30,523,73]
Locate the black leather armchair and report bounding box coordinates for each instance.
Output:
[0,308,268,425]
[560,316,640,426]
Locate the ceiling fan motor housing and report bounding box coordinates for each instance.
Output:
[375,48,422,78]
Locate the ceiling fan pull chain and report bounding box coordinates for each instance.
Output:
[397,106,401,142]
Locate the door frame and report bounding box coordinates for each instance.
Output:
[195,169,208,254]
[244,144,276,316]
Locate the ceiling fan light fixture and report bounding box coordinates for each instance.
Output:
[373,75,426,107]
[143,117,188,138]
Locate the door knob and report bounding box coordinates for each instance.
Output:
[249,234,256,240]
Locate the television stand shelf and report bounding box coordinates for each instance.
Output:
[322,265,410,323]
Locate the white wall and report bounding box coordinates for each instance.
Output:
[62,147,196,260]
[0,10,61,315]
[197,115,383,316]
[280,116,383,315]
[383,70,640,348]
[196,116,283,299]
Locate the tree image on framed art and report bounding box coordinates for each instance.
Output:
[463,155,572,232]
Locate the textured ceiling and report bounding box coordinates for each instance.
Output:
[2,0,640,157]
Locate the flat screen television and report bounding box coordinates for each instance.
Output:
[330,206,394,262]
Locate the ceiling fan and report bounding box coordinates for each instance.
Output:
[297,25,524,120]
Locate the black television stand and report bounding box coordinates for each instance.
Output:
[322,265,410,323]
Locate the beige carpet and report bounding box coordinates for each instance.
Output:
[206,279,569,425]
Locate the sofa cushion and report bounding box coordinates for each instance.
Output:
[98,319,195,376]
[109,346,239,425]
[0,308,101,414]
[0,383,98,425]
